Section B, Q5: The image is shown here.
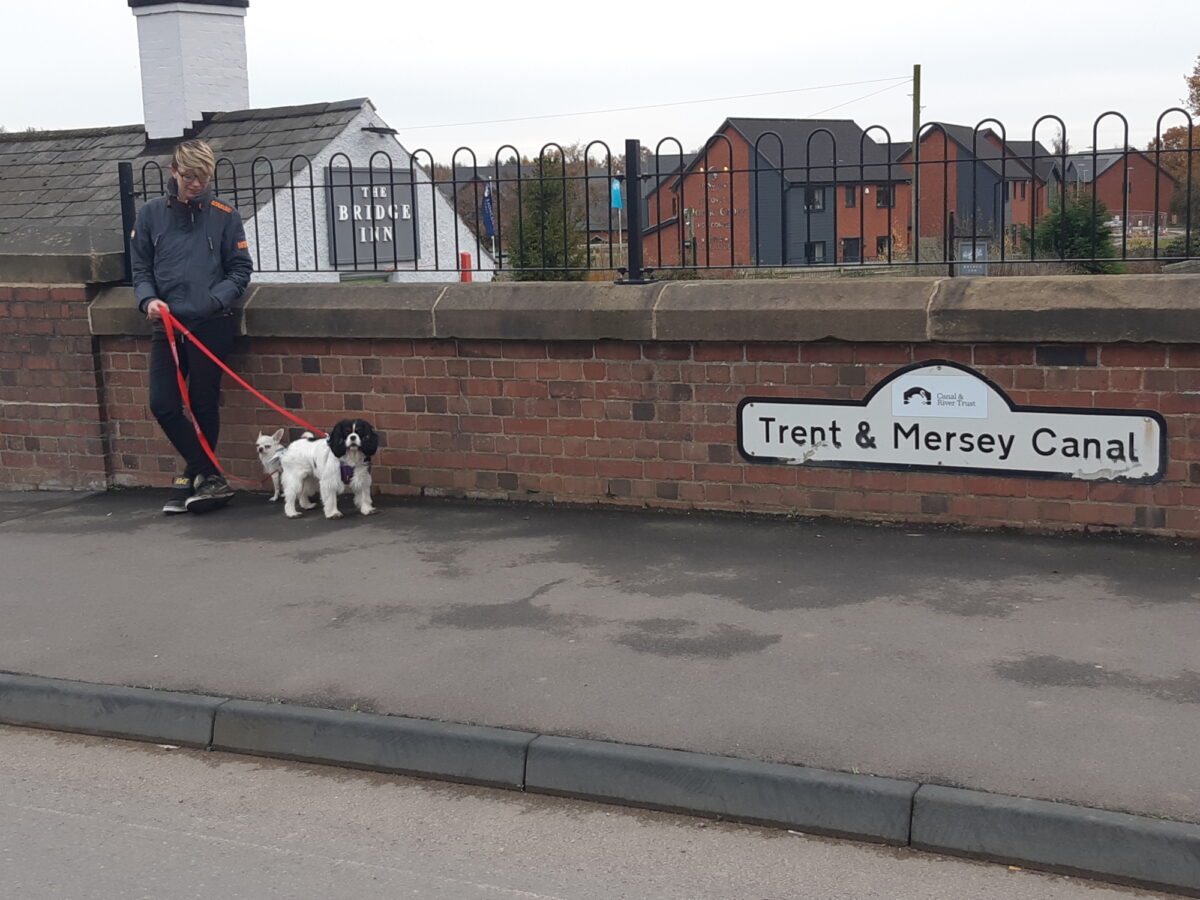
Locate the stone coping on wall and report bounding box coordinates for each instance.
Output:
[84,274,1200,345]
[0,239,126,285]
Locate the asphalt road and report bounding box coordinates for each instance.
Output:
[1,725,1176,900]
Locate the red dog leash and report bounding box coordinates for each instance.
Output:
[160,308,327,481]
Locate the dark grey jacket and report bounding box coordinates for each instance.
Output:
[130,182,254,326]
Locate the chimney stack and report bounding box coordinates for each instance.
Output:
[129,0,250,140]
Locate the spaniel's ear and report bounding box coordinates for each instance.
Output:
[361,423,379,458]
[328,420,349,458]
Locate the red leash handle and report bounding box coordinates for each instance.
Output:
[159,309,327,484]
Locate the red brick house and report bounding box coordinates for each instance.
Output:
[1065,149,1178,230]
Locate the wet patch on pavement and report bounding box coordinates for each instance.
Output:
[427,579,598,636]
[994,654,1200,704]
[325,603,413,629]
[614,618,782,659]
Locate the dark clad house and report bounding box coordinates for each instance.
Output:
[643,118,912,269]
[898,124,1059,256]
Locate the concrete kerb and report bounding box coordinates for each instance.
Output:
[524,734,916,844]
[2,671,1198,896]
[212,698,534,789]
[0,672,224,748]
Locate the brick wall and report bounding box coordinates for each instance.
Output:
[7,274,1200,539]
[91,332,1200,537]
[0,284,108,490]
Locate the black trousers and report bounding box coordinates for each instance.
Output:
[148,314,237,478]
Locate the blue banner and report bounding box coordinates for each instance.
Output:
[611,178,623,210]
[482,182,495,238]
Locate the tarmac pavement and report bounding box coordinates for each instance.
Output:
[1,488,1198,893]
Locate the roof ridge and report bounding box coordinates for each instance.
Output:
[0,124,145,142]
[726,116,859,126]
[204,99,369,123]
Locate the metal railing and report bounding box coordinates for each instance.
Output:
[119,108,1199,282]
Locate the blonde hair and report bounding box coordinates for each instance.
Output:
[171,140,216,178]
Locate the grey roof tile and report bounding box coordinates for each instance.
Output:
[0,100,371,240]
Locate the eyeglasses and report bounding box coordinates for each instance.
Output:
[174,170,210,185]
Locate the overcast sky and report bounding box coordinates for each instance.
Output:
[3,0,1197,161]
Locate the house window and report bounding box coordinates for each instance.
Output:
[1020,181,1026,200]
[805,241,826,264]
[805,187,825,211]
[876,236,892,257]
[842,237,861,262]
[844,186,856,208]
[875,185,894,208]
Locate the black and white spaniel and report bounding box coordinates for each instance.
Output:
[281,418,379,519]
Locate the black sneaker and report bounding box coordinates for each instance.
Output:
[184,473,235,514]
[162,475,193,515]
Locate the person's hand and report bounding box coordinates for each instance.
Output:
[145,299,167,321]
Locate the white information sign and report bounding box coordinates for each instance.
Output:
[738,360,1166,482]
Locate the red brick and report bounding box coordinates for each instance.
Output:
[972,345,1034,366]
[1034,391,1095,408]
[746,344,798,363]
[596,459,643,478]
[731,484,784,506]
[1165,507,1199,532]
[811,366,839,386]
[802,344,854,363]
[694,464,743,483]
[1160,394,1200,414]
[745,465,799,486]
[1101,344,1167,367]
[695,344,744,362]
[1168,346,1200,367]
[548,343,595,359]
[907,473,963,493]
[548,419,595,437]
[783,366,814,385]
[643,344,690,361]
[1014,368,1045,390]
[920,344,973,363]
[595,342,641,360]
[1069,503,1136,527]
[855,344,913,364]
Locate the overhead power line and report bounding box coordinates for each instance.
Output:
[397,76,912,131]
[803,79,915,118]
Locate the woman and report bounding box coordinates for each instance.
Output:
[130,139,253,514]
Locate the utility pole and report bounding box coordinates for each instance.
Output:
[911,63,921,264]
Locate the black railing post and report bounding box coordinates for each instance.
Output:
[118,162,137,285]
[619,138,648,283]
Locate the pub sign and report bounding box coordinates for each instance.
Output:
[327,167,418,267]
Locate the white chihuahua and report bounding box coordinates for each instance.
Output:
[255,428,313,502]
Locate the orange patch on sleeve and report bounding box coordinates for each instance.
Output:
[237,240,248,249]
[211,200,233,213]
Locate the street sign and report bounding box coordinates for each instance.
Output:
[738,360,1166,482]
